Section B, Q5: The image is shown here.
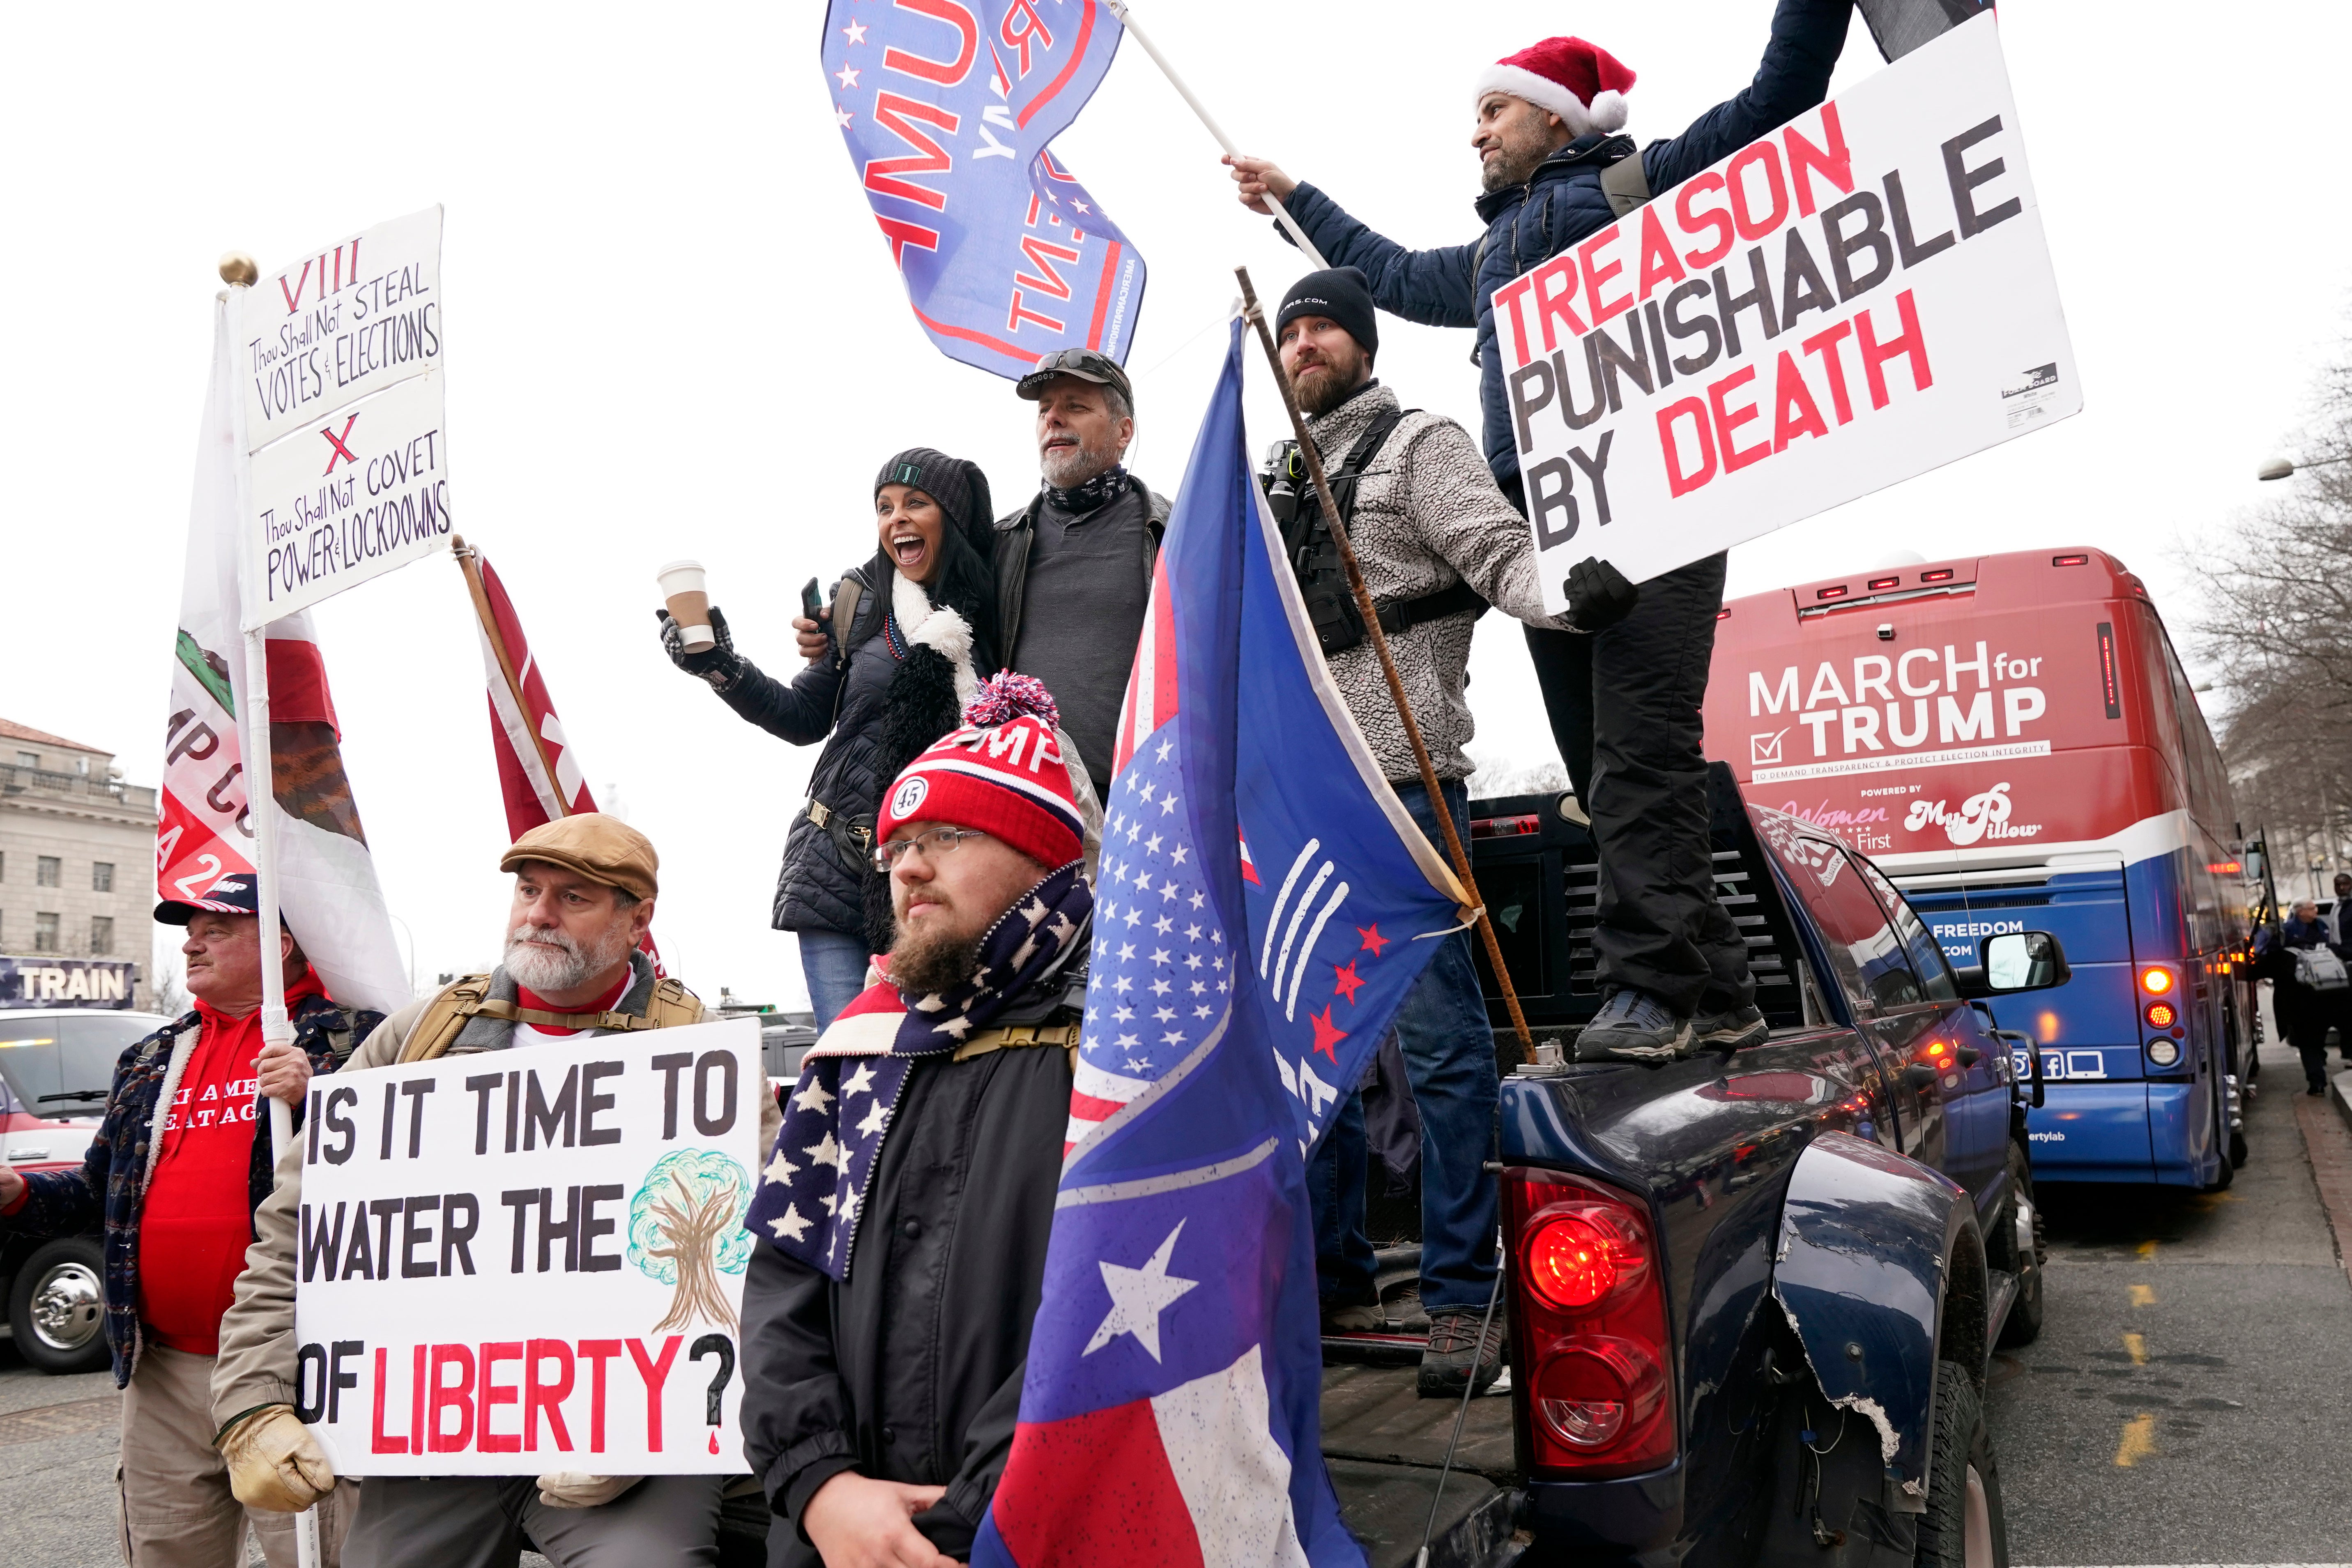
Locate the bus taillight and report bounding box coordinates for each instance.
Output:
[2139,965,2176,997]
[2145,1000,2178,1030]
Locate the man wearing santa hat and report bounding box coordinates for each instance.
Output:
[1227,0,1856,1060]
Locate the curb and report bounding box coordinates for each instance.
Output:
[2334,1068,2352,1133]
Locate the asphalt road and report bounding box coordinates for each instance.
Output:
[1986,1024,2352,1566]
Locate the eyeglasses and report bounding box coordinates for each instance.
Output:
[873,825,990,873]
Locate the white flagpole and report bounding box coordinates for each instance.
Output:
[1104,0,1330,270]
[221,252,320,1568]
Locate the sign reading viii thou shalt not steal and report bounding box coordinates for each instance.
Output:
[235,206,452,630]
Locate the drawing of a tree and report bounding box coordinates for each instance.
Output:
[628,1150,754,1335]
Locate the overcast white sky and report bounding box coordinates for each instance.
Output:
[2,2,2345,1010]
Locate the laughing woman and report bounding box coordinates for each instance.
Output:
[658,448,999,1026]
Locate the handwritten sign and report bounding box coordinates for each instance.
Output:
[233,208,452,629]
[1492,16,2076,594]
[292,1020,763,1476]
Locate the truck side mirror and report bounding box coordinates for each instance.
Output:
[1955,931,2071,998]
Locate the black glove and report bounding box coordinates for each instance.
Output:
[654,604,746,692]
[1563,557,1638,633]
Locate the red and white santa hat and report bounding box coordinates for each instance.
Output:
[877,674,1087,872]
[1475,37,1637,137]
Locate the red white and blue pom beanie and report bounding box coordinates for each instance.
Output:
[1475,37,1636,137]
[877,674,1087,871]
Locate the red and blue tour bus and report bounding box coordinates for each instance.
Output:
[1704,546,2253,1188]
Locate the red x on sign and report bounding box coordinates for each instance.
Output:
[320,414,360,475]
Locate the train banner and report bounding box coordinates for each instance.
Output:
[290,1020,763,1475]
[1494,14,2076,595]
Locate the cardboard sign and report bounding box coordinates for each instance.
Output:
[1493,15,2076,595]
[234,207,451,629]
[292,1020,764,1476]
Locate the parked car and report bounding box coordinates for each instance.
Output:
[2,1007,171,1374]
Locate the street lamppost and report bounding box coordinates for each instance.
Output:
[2256,452,2352,481]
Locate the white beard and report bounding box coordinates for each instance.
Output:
[503,921,631,995]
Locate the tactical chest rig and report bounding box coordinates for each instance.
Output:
[1260,409,1487,657]
[396,973,702,1063]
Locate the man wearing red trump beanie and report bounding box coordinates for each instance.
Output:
[740,676,1094,1568]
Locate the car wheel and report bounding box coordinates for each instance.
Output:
[6,1236,109,1375]
[2230,1129,2250,1168]
[1995,1143,2043,1349]
[1915,1359,2008,1568]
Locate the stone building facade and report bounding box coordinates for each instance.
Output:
[0,718,158,1010]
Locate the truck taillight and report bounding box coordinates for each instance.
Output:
[1506,1170,1674,1479]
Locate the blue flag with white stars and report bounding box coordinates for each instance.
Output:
[972,320,1471,1566]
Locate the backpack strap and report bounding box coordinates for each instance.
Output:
[1325,408,1412,520]
[398,973,704,1063]
[1599,150,1652,218]
[398,975,495,1064]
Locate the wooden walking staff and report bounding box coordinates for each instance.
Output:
[1234,266,1535,1055]
[1105,0,1330,271]
[453,536,571,819]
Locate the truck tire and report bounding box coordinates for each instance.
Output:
[1915,1359,2007,1568]
[6,1236,108,1375]
[1996,1143,2043,1349]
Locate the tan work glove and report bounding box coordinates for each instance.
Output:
[536,1472,644,1509]
[220,1405,336,1513]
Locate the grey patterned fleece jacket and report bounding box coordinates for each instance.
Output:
[1303,380,1570,783]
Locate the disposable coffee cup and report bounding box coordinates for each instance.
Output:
[656,560,715,653]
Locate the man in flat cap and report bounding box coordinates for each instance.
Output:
[208,814,780,1568]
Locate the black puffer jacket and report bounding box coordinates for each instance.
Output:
[1278,0,1853,488]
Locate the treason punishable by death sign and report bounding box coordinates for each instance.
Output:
[1494,15,2077,597]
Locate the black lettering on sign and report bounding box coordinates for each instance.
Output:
[1942,116,2021,238]
[525,1066,580,1150]
[580,1061,623,1146]
[651,1052,693,1140]
[693,1052,739,1137]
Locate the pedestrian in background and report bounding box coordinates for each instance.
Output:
[662,449,999,1026]
[0,883,375,1568]
[2262,903,2345,1096]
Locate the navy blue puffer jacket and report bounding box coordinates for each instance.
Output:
[1281,0,1855,488]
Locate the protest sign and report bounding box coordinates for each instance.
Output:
[234,207,451,629]
[1493,14,2077,597]
[292,1019,764,1476]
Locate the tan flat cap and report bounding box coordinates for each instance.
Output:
[500,813,658,902]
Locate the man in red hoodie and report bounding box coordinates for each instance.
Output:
[0,878,377,1566]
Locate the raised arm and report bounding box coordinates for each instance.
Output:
[657,604,849,746]
[1225,156,1482,330]
[1644,0,1855,192]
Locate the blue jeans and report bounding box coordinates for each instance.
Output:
[1308,780,1500,1314]
[797,928,871,1030]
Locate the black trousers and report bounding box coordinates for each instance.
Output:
[1522,551,1753,1017]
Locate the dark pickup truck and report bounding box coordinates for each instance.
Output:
[1321,767,2062,1568]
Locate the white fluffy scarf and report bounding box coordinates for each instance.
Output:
[891,567,979,707]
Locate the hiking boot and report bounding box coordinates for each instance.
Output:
[1418,1306,1505,1398]
[1692,1002,1769,1051]
[1321,1298,1385,1334]
[1575,988,1692,1062]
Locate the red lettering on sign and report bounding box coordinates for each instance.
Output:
[628,1336,684,1454]
[1534,259,1586,352]
[1771,350,1830,450]
[1726,143,1790,242]
[527,1339,577,1453]
[578,1339,623,1455]
[1635,207,1687,302]
[1677,173,1735,268]
[882,0,978,85]
[866,93,960,212]
[1493,276,1537,370]
[1710,364,1772,472]
[1784,103,1853,217]
[1800,320,1857,425]
[1659,398,1718,497]
[1856,289,1932,409]
[1578,227,1633,327]
[370,1347,409,1454]
[428,1344,477,1453]
[479,1342,524,1454]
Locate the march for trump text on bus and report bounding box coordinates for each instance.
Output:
[1495,14,2077,598]
[288,1020,762,1475]
[238,205,451,629]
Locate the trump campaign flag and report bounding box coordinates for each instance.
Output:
[972,323,1470,1566]
[822,0,1146,377]
[159,298,410,1017]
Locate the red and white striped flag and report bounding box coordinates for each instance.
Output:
[467,547,663,971]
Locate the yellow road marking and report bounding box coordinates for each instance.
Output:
[2114,1412,2157,1467]
[2122,1332,2147,1365]
[2136,1239,2158,1259]
[2128,1284,2156,1307]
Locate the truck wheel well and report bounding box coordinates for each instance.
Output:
[1938,1221,1990,1386]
